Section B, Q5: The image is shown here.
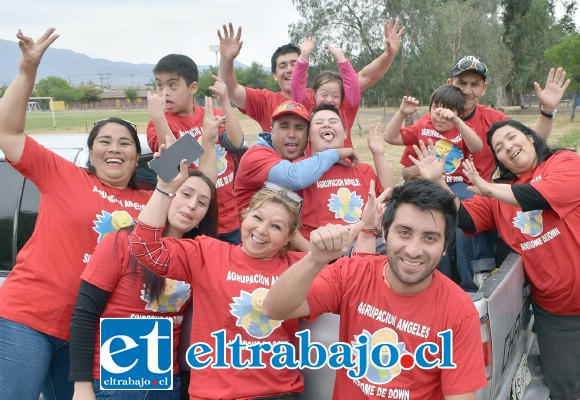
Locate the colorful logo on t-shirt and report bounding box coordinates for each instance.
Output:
[193,140,228,176]
[328,188,363,223]
[435,140,463,174]
[229,287,282,338]
[355,328,406,384]
[93,210,134,242]
[141,278,191,312]
[513,210,543,237]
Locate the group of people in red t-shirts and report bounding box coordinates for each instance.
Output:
[0,21,577,400]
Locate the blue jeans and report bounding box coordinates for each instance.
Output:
[0,317,74,400]
[449,183,496,291]
[92,374,181,399]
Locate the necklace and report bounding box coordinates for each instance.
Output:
[383,262,391,289]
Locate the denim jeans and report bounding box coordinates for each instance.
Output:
[92,374,181,400]
[0,317,74,400]
[449,183,496,291]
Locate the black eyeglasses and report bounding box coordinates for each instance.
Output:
[93,118,137,132]
[454,57,488,76]
[263,182,303,209]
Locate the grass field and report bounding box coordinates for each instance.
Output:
[25,105,579,185]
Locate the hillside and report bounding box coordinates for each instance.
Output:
[0,39,239,87]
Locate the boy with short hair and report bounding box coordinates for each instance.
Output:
[383,83,483,185]
[147,54,245,244]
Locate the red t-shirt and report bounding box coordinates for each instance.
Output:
[463,151,580,315]
[306,256,487,399]
[81,229,190,378]
[463,104,508,181]
[0,136,151,340]
[241,87,314,132]
[399,114,473,184]
[129,224,306,399]
[146,107,240,235]
[400,105,509,182]
[298,163,382,239]
[233,144,283,213]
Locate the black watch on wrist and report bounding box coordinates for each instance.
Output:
[540,108,557,119]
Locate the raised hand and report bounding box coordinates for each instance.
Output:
[408,140,445,181]
[534,67,571,113]
[399,96,419,116]
[433,107,459,123]
[299,37,316,61]
[208,75,229,107]
[147,91,166,120]
[367,123,385,155]
[309,224,351,265]
[462,159,491,196]
[326,42,346,63]
[202,96,226,146]
[382,17,405,58]
[218,23,243,62]
[359,180,392,231]
[16,28,59,75]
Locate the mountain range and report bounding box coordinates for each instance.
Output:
[0,39,246,87]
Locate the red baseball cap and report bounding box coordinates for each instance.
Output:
[271,101,310,123]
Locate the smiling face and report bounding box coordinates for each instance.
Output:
[271,115,309,160]
[241,201,295,260]
[384,203,446,294]
[89,123,139,189]
[490,125,538,175]
[155,72,198,115]
[314,80,342,108]
[166,176,212,237]
[308,109,345,154]
[448,71,487,117]
[273,52,299,96]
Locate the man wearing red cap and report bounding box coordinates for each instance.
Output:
[234,100,354,213]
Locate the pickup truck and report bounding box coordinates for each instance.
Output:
[1,133,550,400]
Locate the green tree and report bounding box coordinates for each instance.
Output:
[0,84,7,98]
[79,84,102,104]
[545,32,580,120]
[35,76,82,103]
[124,87,139,104]
[197,66,219,98]
[289,0,509,108]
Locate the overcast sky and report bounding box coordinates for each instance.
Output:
[0,0,300,68]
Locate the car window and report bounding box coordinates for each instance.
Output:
[0,152,156,277]
[0,162,24,275]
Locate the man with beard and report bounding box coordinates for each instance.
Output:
[264,179,487,400]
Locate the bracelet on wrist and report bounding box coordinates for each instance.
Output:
[540,108,557,119]
[361,227,380,237]
[155,187,175,198]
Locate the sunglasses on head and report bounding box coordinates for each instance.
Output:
[455,57,488,75]
[93,118,137,132]
[263,182,304,209]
